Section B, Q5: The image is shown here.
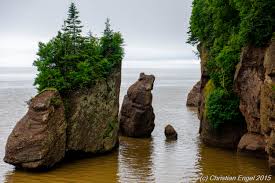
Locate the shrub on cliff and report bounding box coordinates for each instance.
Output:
[188,0,275,128]
[34,3,124,92]
[206,88,242,129]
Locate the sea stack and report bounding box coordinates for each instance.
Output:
[3,65,122,169]
[119,73,155,138]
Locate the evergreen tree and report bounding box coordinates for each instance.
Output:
[34,4,124,92]
[103,18,113,37]
[62,2,83,53]
[101,18,114,57]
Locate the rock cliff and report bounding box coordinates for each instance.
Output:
[4,65,121,169]
[197,44,247,149]
[234,39,275,171]
[64,65,121,153]
[119,73,155,138]
[194,38,275,171]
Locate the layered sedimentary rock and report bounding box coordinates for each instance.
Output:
[234,39,275,165]
[4,90,66,169]
[119,73,155,137]
[197,44,247,149]
[186,81,201,107]
[198,39,275,154]
[4,66,122,169]
[261,40,275,173]
[64,65,121,153]
[164,124,177,140]
[234,45,266,134]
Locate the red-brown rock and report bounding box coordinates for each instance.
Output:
[4,89,66,169]
[186,81,201,107]
[238,133,266,156]
[165,124,177,140]
[234,45,266,133]
[119,73,155,137]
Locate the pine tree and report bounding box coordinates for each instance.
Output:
[62,2,83,53]
[101,18,114,57]
[103,18,113,37]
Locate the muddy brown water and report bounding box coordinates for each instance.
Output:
[0,61,272,183]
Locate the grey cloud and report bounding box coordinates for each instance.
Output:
[0,0,196,66]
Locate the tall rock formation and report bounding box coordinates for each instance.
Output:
[119,73,155,138]
[4,90,67,169]
[64,65,121,153]
[234,39,275,163]
[197,44,247,149]
[194,38,274,171]
[234,39,275,172]
[4,65,122,169]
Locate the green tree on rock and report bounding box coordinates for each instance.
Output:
[33,3,124,92]
[62,2,83,53]
[101,18,114,57]
[100,18,124,67]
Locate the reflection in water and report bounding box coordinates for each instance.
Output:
[5,152,119,183]
[1,65,274,183]
[118,137,155,182]
[197,144,271,183]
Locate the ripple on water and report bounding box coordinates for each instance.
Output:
[0,66,273,183]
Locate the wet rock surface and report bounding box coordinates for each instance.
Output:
[4,65,122,169]
[119,73,155,138]
[186,81,201,107]
[4,90,66,169]
[164,125,177,140]
[238,133,266,155]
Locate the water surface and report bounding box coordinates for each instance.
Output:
[0,60,271,183]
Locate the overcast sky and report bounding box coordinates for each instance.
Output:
[0,0,196,67]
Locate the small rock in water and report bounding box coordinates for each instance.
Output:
[165,124,177,140]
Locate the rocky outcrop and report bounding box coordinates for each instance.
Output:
[4,89,66,169]
[164,124,177,140]
[186,81,201,107]
[261,39,275,173]
[238,133,266,156]
[119,73,155,138]
[4,65,122,169]
[197,44,247,149]
[234,39,275,172]
[200,118,247,149]
[234,45,266,133]
[64,65,121,153]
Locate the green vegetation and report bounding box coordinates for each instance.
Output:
[103,120,118,139]
[50,97,63,107]
[34,3,124,92]
[188,0,275,128]
[206,88,242,129]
